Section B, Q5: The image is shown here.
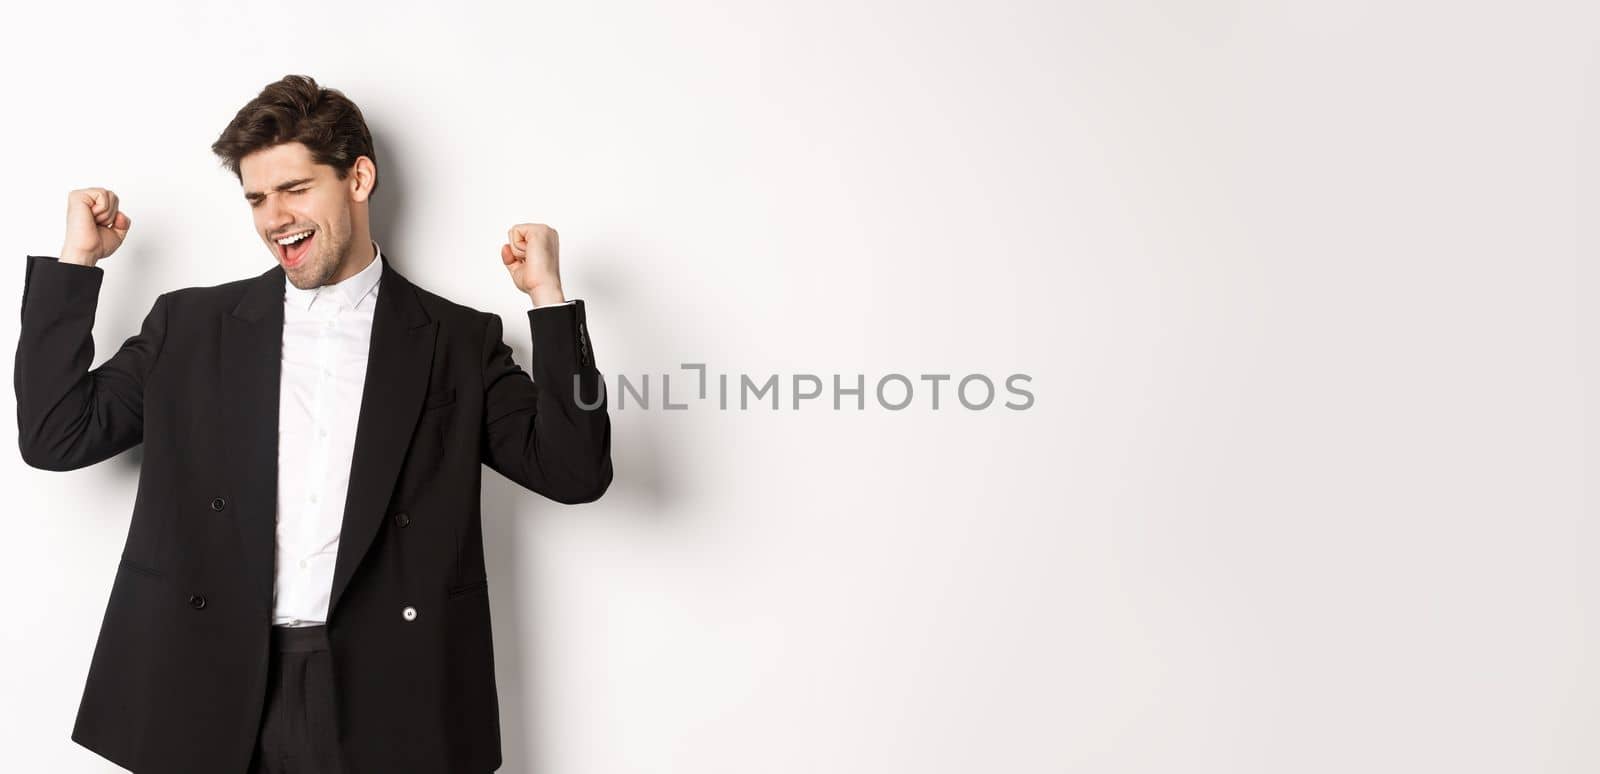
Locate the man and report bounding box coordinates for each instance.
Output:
[14,74,613,773]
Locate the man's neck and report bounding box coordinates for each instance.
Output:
[325,237,377,285]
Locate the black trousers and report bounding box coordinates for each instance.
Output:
[248,624,345,774]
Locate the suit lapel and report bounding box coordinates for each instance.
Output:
[221,252,437,623]
[328,252,436,618]
[221,266,285,616]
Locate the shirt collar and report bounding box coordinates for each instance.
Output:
[283,240,385,312]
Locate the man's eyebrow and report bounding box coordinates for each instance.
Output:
[243,177,316,200]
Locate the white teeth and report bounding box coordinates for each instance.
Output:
[276,230,313,246]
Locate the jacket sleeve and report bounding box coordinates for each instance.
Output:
[479,299,612,504]
[14,255,171,471]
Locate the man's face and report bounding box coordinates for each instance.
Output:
[240,141,363,289]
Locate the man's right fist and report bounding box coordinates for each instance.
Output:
[60,188,132,266]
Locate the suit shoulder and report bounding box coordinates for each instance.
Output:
[406,279,497,328]
[156,272,265,311]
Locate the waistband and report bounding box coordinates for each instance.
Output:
[271,623,331,653]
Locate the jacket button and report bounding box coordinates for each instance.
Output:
[188,593,207,610]
[210,497,226,512]
[401,605,417,621]
[394,512,411,528]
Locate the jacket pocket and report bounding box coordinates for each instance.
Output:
[446,578,488,599]
[423,387,457,410]
[119,555,166,579]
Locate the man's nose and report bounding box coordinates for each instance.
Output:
[265,202,294,235]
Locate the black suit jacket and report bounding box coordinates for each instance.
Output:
[14,251,613,773]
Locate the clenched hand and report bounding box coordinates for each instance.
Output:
[500,223,566,306]
[60,188,132,267]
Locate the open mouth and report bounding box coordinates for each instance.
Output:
[276,229,316,267]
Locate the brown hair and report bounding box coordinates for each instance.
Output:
[211,74,379,196]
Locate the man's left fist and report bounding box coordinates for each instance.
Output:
[501,223,565,305]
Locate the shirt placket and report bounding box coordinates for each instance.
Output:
[297,293,342,581]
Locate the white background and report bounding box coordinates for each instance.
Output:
[0,1,1594,772]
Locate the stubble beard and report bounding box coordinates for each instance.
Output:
[287,227,350,290]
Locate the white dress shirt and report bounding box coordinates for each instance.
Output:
[271,240,575,627]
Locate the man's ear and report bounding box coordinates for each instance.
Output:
[350,155,377,202]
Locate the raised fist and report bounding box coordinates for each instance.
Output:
[60,188,132,266]
[500,223,564,304]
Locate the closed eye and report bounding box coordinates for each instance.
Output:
[246,187,310,207]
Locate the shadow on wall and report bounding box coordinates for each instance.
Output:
[366,126,411,263]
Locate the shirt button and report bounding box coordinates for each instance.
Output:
[394,512,411,528]
[210,497,226,512]
[299,559,308,569]
[319,427,328,438]
[188,593,206,610]
[309,493,318,503]
[401,605,417,622]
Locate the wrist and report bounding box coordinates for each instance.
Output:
[528,284,566,307]
[58,247,98,267]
